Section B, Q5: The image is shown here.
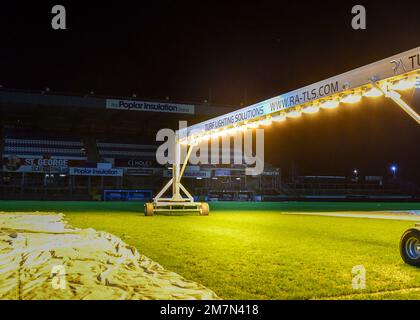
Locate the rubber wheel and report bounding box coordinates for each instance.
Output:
[144,203,154,216]
[199,202,209,216]
[400,228,420,267]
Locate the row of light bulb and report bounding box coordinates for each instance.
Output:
[180,75,418,145]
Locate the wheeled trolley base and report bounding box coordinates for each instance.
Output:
[400,223,420,267]
[144,201,209,216]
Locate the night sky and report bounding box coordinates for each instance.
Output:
[1,1,419,182]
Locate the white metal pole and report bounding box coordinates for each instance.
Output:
[172,137,182,201]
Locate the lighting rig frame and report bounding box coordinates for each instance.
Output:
[145,47,420,217]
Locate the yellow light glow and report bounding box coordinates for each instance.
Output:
[320,99,339,109]
[218,130,227,137]
[239,122,252,131]
[210,130,220,139]
[248,121,260,129]
[302,105,319,114]
[272,114,286,122]
[340,93,362,104]
[363,87,383,97]
[391,78,416,91]
[259,118,272,126]
[227,127,239,135]
[286,110,302,118]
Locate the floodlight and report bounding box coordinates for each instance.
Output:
[302,105,320,114]
[227,126,240,135]
[363,87,383,97]
[286,110,302,118]
[320,99,339,109]
[210,130,221,139]
[218,130,227,137]
[272,114,286,122]
[391,78,416,91]
[248,121,260,129]
[340,93,362,103]
[259,117,272,126]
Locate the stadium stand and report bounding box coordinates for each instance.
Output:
[96,139,157,160]
[3,128,86,158]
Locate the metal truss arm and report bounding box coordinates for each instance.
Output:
[373,82,420,125]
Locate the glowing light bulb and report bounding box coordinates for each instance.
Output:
[272,114,286,122]
[218,130,227,137]
[340,93,362,104]
[239,122,252,132]
[248,121,260,129]
[225,127,237,135]
[260,118,272,126]
[363,87,383,97]
[286,110,302,118]
[391,78,416,91]
[302,105,319,114]
[210,130,220,139]
[320,99,339,109]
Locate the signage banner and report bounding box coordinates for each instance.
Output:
[106,99,194,114]
[163,170,211,179]
[69,167,123,177]
[126,168,154,176]
[3,156,69,173]
[2,157,118,175]
[115,158,158,168]
[214,169,232,177]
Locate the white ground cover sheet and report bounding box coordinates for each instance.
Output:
[0,213,219,300]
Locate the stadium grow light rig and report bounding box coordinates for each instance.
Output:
[145,46,420,265]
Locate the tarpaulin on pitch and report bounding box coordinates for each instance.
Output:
[0,213,219,300]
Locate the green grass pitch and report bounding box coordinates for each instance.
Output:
[1,200,420,299]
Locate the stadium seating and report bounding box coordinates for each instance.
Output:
[96,138,157,159]
[3,128,85,158]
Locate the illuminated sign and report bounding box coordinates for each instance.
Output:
[106,99,194,114]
